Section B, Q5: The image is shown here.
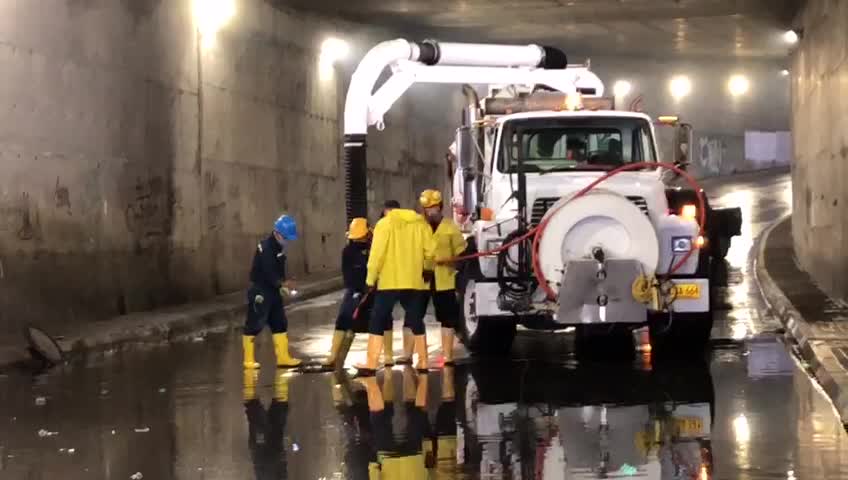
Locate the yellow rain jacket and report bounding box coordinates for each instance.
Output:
[367,209,435,291]
[430,218,467,292]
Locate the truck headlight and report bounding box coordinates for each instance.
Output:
[672,236,693,253]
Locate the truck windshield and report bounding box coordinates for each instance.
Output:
[498,116,657,173]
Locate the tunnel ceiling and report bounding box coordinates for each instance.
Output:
[278,0,803,59]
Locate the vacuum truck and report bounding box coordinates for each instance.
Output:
[342,40,741,359]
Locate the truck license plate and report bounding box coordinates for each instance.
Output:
[675,417,703,435]
[675,284,700,299]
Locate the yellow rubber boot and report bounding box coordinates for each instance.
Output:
[335,330,355,370]
[442,365,455,401]
[272,333,302,368]
[356,376,385,412]
[441,327,455,365]
[415,372,429,408]
[396,328,415,365]
[414,335,429,372]
[355,334,384,375]
[242,335,260,369]
[383,330,395,366]
[275,371,294,402]
[322,330,346,367]
[243,369,259,401]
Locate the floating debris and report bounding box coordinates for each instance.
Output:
[292,443,300,452]
[130,473,144,480]
[134,427,150,433]
[191,336,205,343]
[68,448,76,454]
[158,388,167,394]
[37,429,58,438]
[35,397,47,406]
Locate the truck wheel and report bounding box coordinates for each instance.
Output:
[458,280,516,357]
[649,311,713,358]
[710,236,730,259]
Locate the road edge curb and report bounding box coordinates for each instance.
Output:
[1,276,343,370]
[753,214,848,423]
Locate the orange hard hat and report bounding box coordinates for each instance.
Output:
[347,217,369,240]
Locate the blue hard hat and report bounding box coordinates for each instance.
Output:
[273,214,298,240]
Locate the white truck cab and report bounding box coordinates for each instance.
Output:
[454,87,712,357]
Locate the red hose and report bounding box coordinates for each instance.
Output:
[446,162,706,300]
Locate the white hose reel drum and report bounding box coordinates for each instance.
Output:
[537,190,660,290]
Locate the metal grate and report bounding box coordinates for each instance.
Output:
[530,196,649,225]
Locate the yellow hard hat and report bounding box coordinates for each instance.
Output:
[419,189,443,209]
[348,217,369,240]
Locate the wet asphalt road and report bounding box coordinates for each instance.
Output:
[4,170,848,479]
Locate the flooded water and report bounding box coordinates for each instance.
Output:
[2,330,848,479]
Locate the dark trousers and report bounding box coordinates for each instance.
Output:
[244,285,287,336]
[334,289,372,332]
[369,290,427,335]
[245,399,288,479]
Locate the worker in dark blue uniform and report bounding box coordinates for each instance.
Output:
[322,217,372,370]
[242,214,301,369]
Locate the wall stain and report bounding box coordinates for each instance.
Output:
[124,176,176,246]
[55,177,72,212]
[207,202,226,232]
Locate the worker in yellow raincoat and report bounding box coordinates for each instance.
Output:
[397,190,467,366]
[357,205,434,374]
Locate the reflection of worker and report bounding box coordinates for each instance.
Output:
[322,218,373,370]
[331,371,376,480]
[357,205,434,374]
[398,190,466,366]
[243,370,290,480]
[243,214,302,369]
[360,369,431,479]
[425,366,458,471]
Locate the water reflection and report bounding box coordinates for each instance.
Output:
[322,361,716,480]
[243,370,289,479]
[455,361,715,479]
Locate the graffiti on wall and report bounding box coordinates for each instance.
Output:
[697,137,726,176]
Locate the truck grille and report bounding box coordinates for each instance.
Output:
[530,196,650,225]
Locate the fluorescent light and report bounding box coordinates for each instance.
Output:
[728,74,750,97]
[613,80,632,98]
[320,37,350,65]
[783,30,799,44]
[193,0,236,50]
[669,75,692,100]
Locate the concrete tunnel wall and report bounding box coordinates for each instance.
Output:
[0,0,463,336]
[790,0,848,302]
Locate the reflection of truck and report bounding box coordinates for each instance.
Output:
[456,362,715,479]
[342,40,742,358]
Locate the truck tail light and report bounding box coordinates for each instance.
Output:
[480,207,494,221]
[681,204,697,221]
